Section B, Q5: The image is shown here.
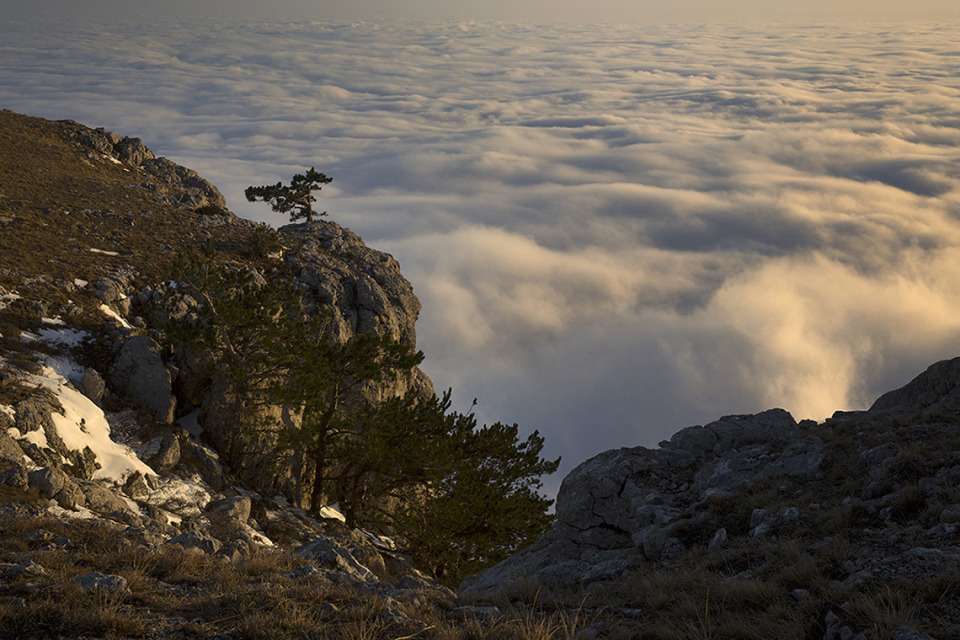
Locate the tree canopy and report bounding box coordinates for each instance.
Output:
[245,167,332,222]
[162,261,559,584]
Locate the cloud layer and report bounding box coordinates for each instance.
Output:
[4,18,960,491]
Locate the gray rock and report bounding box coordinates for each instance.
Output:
[141,157,226,210]
[74,572,128,593]
[28,467,66,498]
[123,471,151,500]
[167,530,223,555]
[890,626,936,640]
[79,368,106,404]
[109,335,175,423]
[114,137,155,165]
[708,527,728,550]
[80,481,134,515]
[53,482,86,510]
[145,433,181,471]
[206,496,252,524]
[294,536,378,583]
[0,464,27,489]
[870,356,960,414]
[0,560,47,580]
[0,430,24,465]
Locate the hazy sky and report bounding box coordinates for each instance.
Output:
[4,13,960,495]
[11,0,960,23]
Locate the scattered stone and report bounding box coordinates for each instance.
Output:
[167,530,223,555]
[73,572,128,593]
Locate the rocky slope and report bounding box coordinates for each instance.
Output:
[0,111,473,638]
[459,359,960,638]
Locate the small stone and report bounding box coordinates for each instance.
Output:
[708,527,728,550]
[74,572,128,593]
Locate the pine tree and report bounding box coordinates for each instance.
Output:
[245,167,332,222]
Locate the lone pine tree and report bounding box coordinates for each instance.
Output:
[245,167,332,222]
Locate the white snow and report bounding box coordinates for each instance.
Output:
[99,304,132,328]
[177,409,203,438]
[89,248,119,256]
[102,154,121,165]
[0,291,20,310]
[37,326,88,348]
[41,317,66,326]
[42,354,84,384]
[9,425,49,449]
[32,365,156,482]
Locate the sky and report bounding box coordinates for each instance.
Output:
[4,7,960,495]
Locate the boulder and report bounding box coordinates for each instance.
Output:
[0,431,24,465]
[114,137,155,165]
[870,356,960,414]
[0,464,27,489]
[74,572,128,593]
[295,536,378,583]
[206,496,252,524]
[79,368,106,404]
[109,335,175,423]
[28,467,67,498]
[167,530,223,555]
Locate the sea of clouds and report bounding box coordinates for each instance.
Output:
[4,18,960,492]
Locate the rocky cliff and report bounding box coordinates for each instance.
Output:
[0,111,476,637]
[458,359,960,638]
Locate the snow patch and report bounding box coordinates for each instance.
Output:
[43,354,84,384]
[10,425,50,450]
[89,248,119,256]
[177,409,203,438]
[0,291,20,310]
[37,326,88,348]
[41,317,66,326]
[99,304,132,328]
[33,365,156,482]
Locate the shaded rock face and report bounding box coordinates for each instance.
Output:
[109,336,176,424]
[869,356,960,414]
[68,123,226,211]
[173,220,435,508]
[460,409,824,598]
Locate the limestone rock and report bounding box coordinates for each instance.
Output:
[0,430,24,465]
[870,356,960,414]
[28,467,67,498]
[295,536,379,583]
[74,572,128,593]
[167,530,223,555]
[142,157,226,210]
[206,496,252,524]
[0,464,27,489]
[109,335,175,423]
[79,368,106,404]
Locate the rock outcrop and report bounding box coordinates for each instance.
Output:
[461,355,960,640]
